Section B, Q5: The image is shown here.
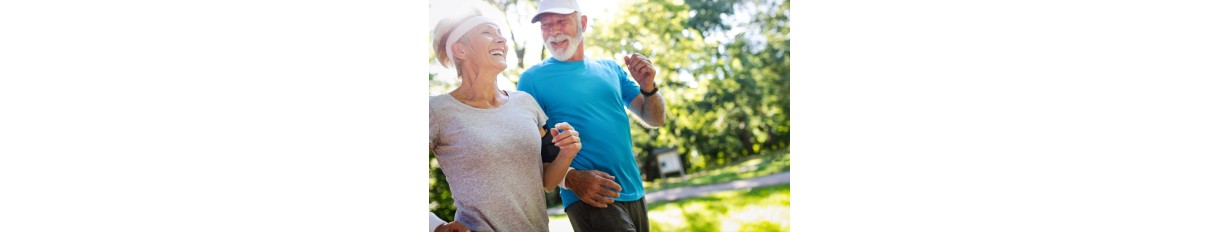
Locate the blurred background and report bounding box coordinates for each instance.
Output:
[428,0,790,231]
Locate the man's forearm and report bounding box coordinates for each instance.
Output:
[562,168,588,190]
[640,91,666,127]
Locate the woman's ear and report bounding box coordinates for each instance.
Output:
[451,42,470,61]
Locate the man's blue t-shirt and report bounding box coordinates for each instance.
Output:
[518,57,643,208]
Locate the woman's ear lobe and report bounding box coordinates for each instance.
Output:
[452,43,468,60]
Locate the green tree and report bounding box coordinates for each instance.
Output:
[582,0,789,179]
[428,151,456,221]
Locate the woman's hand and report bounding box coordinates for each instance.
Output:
[550,122,581,159]
[435,221,469,232]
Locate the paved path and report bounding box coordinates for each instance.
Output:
[547,171,790,215]
[644,171,790,204]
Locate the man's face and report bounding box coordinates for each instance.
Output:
[538,13,582,61]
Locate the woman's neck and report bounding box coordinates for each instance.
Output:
[451,71,505,108]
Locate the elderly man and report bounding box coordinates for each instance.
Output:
[517,0,667,231]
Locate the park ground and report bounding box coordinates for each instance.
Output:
[548,151,791,232]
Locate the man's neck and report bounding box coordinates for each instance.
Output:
[571,44,585,61]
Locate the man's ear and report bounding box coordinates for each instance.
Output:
[580,15,588,32]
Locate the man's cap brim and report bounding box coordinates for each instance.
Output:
[531,8,578,23]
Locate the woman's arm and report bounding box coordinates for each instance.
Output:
[542,122,581,192]
[429,212,445,232]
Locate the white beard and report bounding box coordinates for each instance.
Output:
[546,29,583,61]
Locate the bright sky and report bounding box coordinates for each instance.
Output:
[428,0,621,94]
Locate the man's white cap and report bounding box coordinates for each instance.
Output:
[531,0,580,23]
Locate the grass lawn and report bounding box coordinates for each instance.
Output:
[549,184,790,232]
[644,150,790,193]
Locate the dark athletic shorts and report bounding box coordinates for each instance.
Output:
[564,196,649,232]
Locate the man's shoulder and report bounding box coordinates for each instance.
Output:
[519,61,551,85]
[520,58,575,84]
[588,58,617,66]
[521,58,558,75]
[589,59,626,74]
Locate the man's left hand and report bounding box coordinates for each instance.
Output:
[624,53,656,91]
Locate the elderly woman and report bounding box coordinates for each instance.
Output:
[427,10,582,232]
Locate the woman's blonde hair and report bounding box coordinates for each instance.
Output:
[432,9,485,77]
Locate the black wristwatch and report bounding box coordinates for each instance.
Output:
[641,83,659,97]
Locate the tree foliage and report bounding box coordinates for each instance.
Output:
[585,0,790,180]
[428,151,456,221]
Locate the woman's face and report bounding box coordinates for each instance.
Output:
[458,24,508,73]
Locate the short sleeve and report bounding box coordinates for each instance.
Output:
[522,92,560,163]
[521,92,548,128]
[613,60,642,105]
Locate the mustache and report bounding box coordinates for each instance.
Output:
[546,34,573,45]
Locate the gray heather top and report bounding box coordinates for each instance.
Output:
[429,91,549,232]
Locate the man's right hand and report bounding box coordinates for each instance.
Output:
[565,169,622,208]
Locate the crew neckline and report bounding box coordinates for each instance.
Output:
[443,90,512,111]
[548,57,587,64]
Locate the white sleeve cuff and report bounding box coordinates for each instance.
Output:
[558,167,575,190]
[429,212,446,232]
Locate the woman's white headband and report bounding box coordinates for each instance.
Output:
[444,16,497,64]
